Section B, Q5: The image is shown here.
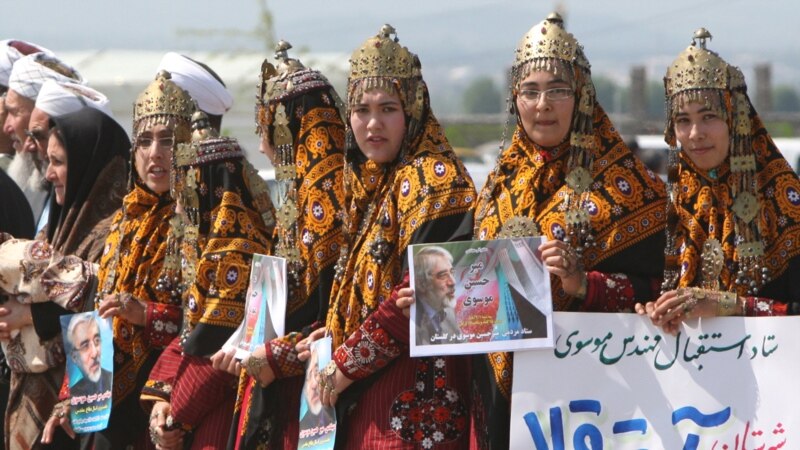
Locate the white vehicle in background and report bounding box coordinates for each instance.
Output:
[455,144,498,192]
[632,135,669,178]
[773,138,800,174]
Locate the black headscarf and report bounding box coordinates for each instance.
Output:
[0,169,34,239]
[46,107,130,255]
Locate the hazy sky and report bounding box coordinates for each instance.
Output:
[3,0,799,87]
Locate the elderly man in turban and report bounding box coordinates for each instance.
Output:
[3,52,84,229]
[0,39,50,172]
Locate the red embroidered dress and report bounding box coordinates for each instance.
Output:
[142,121,274,450]
[324,27,476,449]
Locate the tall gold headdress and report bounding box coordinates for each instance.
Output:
[662,29,768,295]
[512,12,589,79]
[347,24,425,124]
[132,70,195,143]
[504,12,598,259]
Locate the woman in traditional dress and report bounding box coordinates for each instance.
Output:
[469,13,668,449]
[638,29,800,330]
[39,71,194,449]
[301,25,476,449]
[141,110,274,450]
[0,104,129,449]
[213,41,346,450]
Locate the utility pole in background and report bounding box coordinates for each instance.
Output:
[176,0,276,52]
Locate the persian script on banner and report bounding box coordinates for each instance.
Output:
[510,312,800,449]
[222,253,286,359]
[408,237,554,357]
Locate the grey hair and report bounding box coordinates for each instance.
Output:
[414,246,453,290]
[66,312,97,351]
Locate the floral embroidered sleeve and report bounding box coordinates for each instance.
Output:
[143,303,182,348]
[579,271,660,313]
[743,297,788,316]
[264,331,306,379]
[333,288,407,381]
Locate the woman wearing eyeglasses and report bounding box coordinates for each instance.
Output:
[470,13,668,449]
[38,71,195,450]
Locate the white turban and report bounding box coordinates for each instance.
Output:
[8,53,85,101]
[0,39,52,88]
[156,52,233,115]
[35,80,113,119]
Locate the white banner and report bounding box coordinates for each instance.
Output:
[510,312,800,449]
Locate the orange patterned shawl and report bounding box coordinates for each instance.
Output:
[669,99,800,296]
[326,88,476,349]
[95,183,176,403]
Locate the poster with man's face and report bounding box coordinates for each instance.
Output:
[222,253,286,360]
[297,337,337,449]
[408,237,554,357]
[60,310,114,433]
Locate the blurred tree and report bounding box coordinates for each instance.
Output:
[592,76,618,113]
[773,85,800,112]
[463,77,502,114]
[444,123,504,148]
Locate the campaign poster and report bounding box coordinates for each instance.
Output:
[60,310,114,433]
[297,337,337,449]
[408,237,553,357]
[222,253,286,359]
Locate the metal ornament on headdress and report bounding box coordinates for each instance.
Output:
[133,70,195,137]
[349,24,414,80]
[664,28,731,125]
[256,39,342,124]
[504,13,597,261]
[512,12,589,77]
[347,24,424,122]
[662,28,768,295]
[255,41,341,280]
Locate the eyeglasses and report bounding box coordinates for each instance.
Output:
[517,87,574,102]
[135,135,175,151]
[24,128,48,144]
